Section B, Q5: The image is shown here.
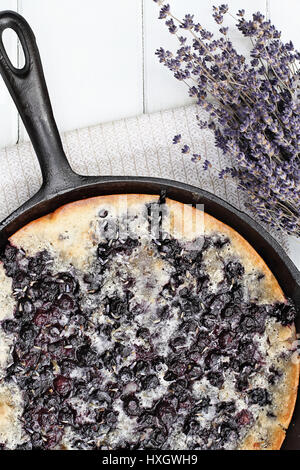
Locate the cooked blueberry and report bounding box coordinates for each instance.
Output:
[155,400,175,426]
[152,356,165,372]
[104,381,120,399]
[195,331,210,352]
[169,379,188,397]
[214,237,229,248]
[60,359,76,376]
[97,242,110,260]
[57,273,78,294]
[105,297,128,319]
[30,433,44,449]
[268,366,282,385]
[99,209,108,218]
[271,302,296,326]
[56,294,74,311]
[58,406,75,425]
[148,428,167,448]
[136,327,150,339]
[225,261,244,279]
[93,391,112,407]
[219,422,238,443]
[99,323,114,338]
[123,395,140,416]
[179,287,189,297]
[133,360,149,375]
[114,342,131,358]
[209,293,231,313]
[207,371,224,388]
[141,374,159,390]
[40,279,60,302]
[77,345,99,366]
[238,338,256,363]
[235,409,253,426]
[1,319,19,333]
[248,388,270,406]
[106,410,118,426]
[205,350,222,369]
[221,304,240,318]
[102,350,116,369]
[187,363,203,379]
[2,243,17,262]
[169,336,186,352]
[167,357,186,376]
[164,370,177,381]
[13,270,29,288]
[201,314,217,329]
[157,305,169,320]
[28,253,48,276]
[216,401,236,414]
[22,351,40,368]
[231,285,244,302]
[45,426,63,449]
[34,309,51,326]
[180,320,198,334]
[23,299,35,315]
[179,297,200,317]
[218,331,234,349]
[236,373,249,392]
[194,396,210,411]
[53,375,72,396]
[118,367,133,383]
[137,412,156,427]
[183,416,200,435]
[240,315,257,333]
[156,238,181,258]
[101,236,139,257]
[20,324,36,343]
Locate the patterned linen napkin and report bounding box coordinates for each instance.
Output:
[0,103,287,251]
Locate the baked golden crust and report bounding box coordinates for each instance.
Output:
[10,195,155,271]
[238,358,300,450]
[272,352,299,429]
[0,193,298,450]
[164,198,285,304]
[238,424,286,450]
[9,195,286,304]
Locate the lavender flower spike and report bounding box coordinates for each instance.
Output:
[153,1,300,237]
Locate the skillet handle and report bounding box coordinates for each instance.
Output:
[0,10,75,190]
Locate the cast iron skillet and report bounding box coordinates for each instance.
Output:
[0,10,299,450]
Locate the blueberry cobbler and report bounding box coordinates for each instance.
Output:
[0,195,298,450]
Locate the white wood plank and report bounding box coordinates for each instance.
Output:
[269,0,299,269]
[268,0,299,46]
[18,0,143,140]
[144,0,268,114]
[0,0,19,148]
[289,237,300,270]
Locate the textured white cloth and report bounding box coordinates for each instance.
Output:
[0,103,287,250]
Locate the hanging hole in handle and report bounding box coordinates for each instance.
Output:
[1,27,28,73]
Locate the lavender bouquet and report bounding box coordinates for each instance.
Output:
[154,1,300,237]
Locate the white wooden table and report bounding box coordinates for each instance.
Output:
[0,0,299,267]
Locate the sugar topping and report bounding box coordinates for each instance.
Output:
[0,200,296,450]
